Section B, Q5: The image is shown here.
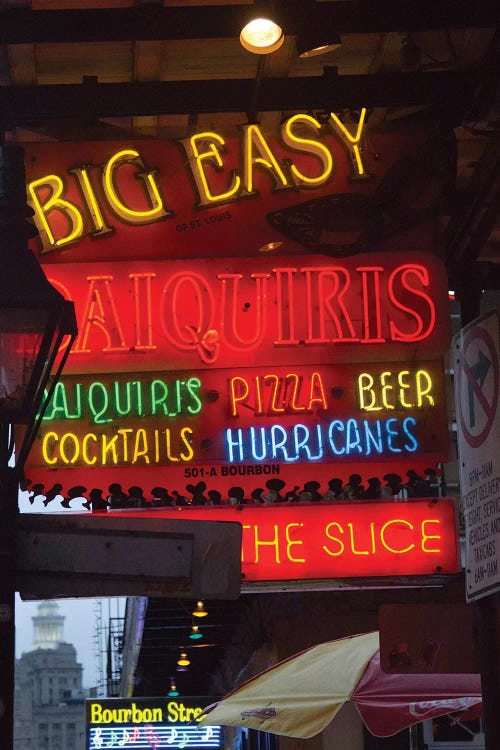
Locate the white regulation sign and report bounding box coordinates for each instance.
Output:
[454,308,500,601]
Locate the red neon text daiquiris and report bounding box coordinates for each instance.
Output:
[388,264,436,342]
[46,255,440,370]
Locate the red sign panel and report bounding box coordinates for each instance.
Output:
[27,251,450,494]
[112,501,460,582]
[30,361,448,473]
[25,124,438,264]
[44,252,450,375]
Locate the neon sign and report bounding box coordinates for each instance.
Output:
[44,376,202,424]
[29,361,448,474]
[89,701,202,725]
[29,112,368,253]
[41,426,194,467]
[229,371,328,416]
[225,416,418,463]
[23,116,451,266]
[86,698,222,750]
[357,369,434,411]
[43,254,449,374]
[116,501,461,580]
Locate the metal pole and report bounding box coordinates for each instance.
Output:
[408,724,418,750]
[474,594,500,750]
[0,425,18,750]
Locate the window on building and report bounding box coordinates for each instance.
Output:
[67,721,77,750]
[52,722,63,750]
[38,724,49,748]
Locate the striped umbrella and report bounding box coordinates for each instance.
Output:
[200,632,481,739]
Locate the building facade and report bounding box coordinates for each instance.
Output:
[14,602,85,750]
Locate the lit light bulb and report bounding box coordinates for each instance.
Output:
[168,678,179,697]
[240,18,284,55]
[177,651,190,667]
[192,601,208,618]
[189,625,203,640]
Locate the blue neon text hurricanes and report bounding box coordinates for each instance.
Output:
[225,417,418,462]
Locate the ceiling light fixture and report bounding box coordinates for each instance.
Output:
[240,17,284,55]
[177,651,190,667]
[258,240,283,253]
[296,29,342,58]
[167,678,179,697]
[189,624,203,640]
[192,601,208,618]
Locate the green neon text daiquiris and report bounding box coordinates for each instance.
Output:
[43,376,202,425]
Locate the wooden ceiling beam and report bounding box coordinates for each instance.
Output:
[7,44,37,87]
[0,1,498,45]
[133,40,162,135]
[0,70,480,127]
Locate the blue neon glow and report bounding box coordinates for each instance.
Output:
[226,427,244,462]
[250,427,267,460]
[293,423,323,460]
[224,417,419,463]
[363,420,384,455]
[88,723,221,750]
[270,424,290,460]
[402,416,418,451]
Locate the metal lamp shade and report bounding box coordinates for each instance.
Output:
[0,306,56,423]
[0,145,77,469]
[0,299,77,469]
[296,29,342,58]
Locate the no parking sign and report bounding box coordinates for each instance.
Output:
[454,309,500,601]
